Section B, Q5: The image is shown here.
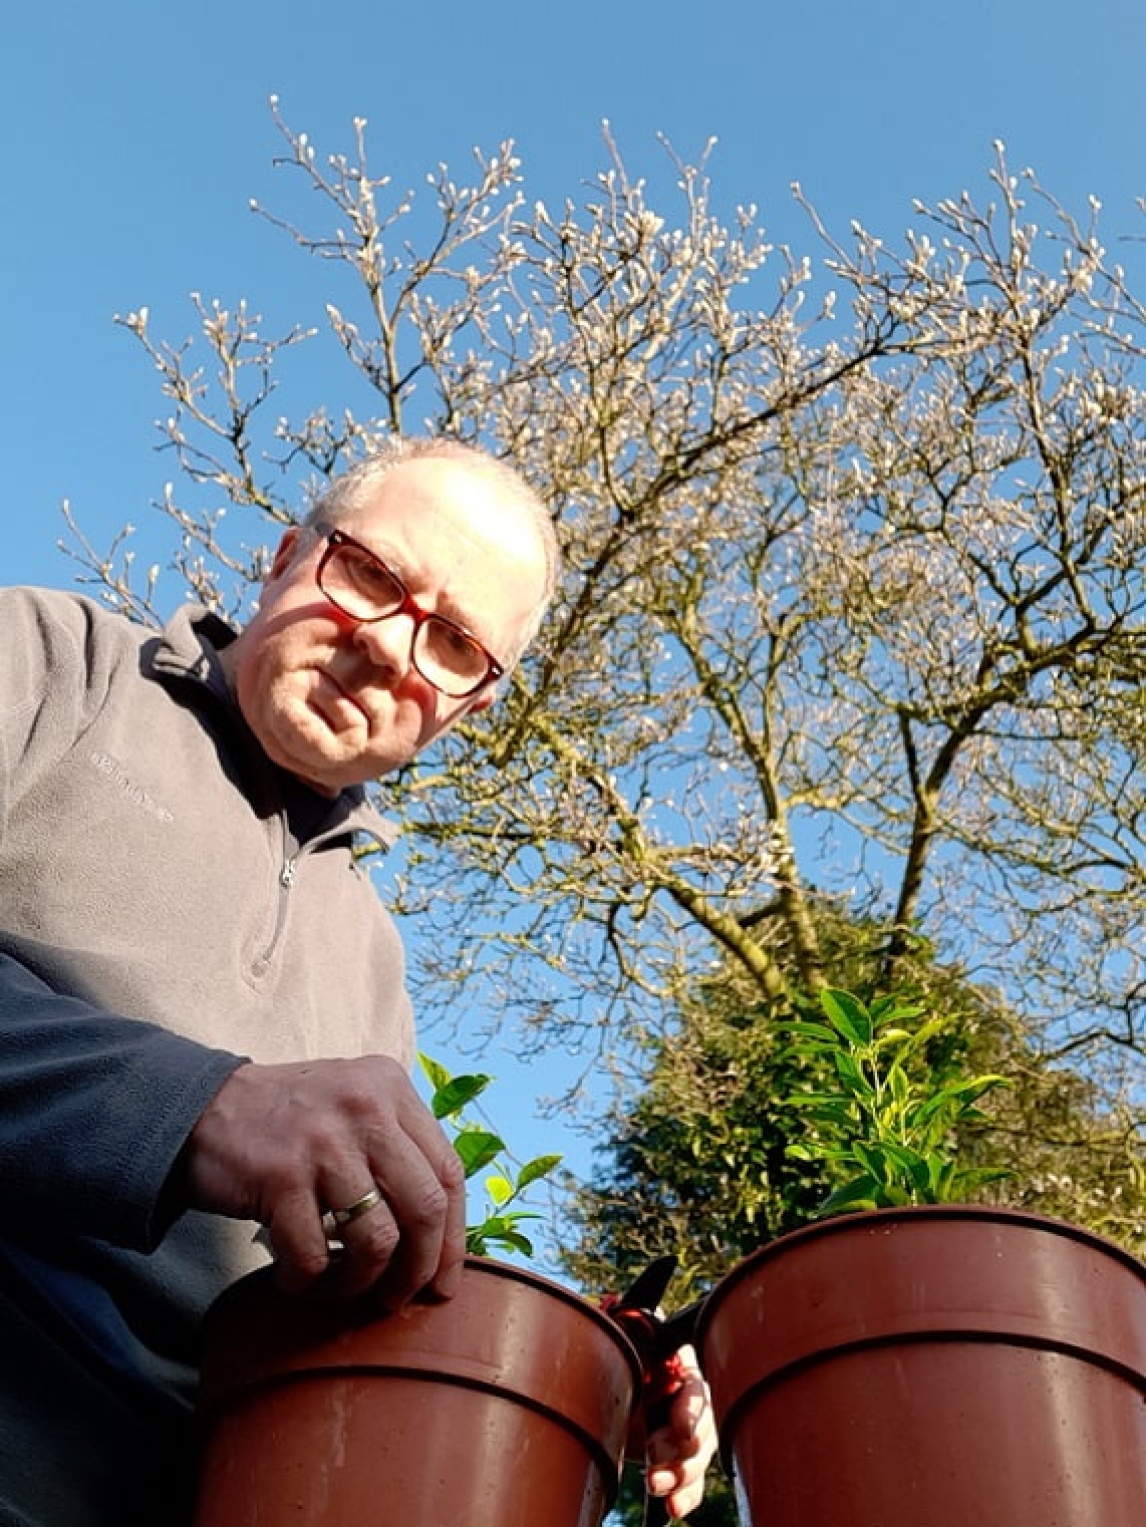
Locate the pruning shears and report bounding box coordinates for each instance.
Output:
[602,1257,705,1527]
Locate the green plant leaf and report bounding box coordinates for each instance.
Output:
[834,1050,875,1097]
[788,1141,858,1164]
[876,1027,915,1048]
[905,1153,936,1198]
[921,1152,948,1198]
[821,988,874,1045]
[884,1016,945,1061]
[785,1095,855,1126]
[877,1140,926,1175]
[516,1153,563,1189]
[418,1052,452,1093]
[430,1073,492,1120]
[817,1174,882,1216]
[869,995,924,1026]
[950,1164,1014,1193]
[452,1128,503,1176]
[915,1074,1008,1124]
[485,1173,515,1208]
[484,1228,536,1257]
[852,1141,894,1185]
[467,1212,539,1258]
[780,1021,840,1045]
[888,1063,911,1108]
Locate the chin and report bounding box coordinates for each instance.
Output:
[262,718,348,784]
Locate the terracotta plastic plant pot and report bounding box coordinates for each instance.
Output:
[697,1205,1146,1527]
[194,1256,641,1527]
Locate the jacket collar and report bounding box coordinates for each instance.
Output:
[146,605,400,851]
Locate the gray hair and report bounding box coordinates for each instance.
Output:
[302,437,560,658]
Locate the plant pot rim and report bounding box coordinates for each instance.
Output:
[201,1251,644,1415]
[699,1202,1145,1313]
[696,1202,1146,1401]
[207,1251,632,1336]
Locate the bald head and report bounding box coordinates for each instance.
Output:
[303,438,559,659]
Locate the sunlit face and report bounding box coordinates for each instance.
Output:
[221,457,549,794]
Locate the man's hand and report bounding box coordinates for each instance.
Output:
[184,1056,467,1305]
[645,1345,718,1519]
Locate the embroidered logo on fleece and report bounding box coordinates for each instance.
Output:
[87,750,175,824]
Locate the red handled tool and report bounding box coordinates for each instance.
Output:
[602,1258,705,1526]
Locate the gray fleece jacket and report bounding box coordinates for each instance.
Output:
[0,587,414,1526]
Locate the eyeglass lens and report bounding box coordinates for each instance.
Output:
[321,539,492,693]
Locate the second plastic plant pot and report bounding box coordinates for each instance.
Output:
[697,1205,1146,1527]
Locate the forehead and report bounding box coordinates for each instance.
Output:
[336,459,548,642]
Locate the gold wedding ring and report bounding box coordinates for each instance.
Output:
[331,1186,383,1227]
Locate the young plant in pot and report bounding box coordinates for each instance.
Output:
[418,1052,563,1259]
[695,988,1146,1527]
[195,1058,644,1527]
[779,986,1012,1215]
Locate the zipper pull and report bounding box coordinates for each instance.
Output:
[280,856,297,889]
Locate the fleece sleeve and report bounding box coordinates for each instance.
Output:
[0,950,245,1253]
[0,591,247,1251]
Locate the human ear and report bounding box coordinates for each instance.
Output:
[266,528,303,582]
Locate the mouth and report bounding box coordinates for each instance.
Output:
[313,669,372,728]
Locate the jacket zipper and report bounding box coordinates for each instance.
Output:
[257,822,304,970]
[257,823,378,971]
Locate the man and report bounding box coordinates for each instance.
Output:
[0,438,713,1524]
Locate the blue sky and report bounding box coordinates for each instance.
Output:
[4,0,1145,1272]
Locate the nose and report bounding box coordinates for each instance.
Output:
[350,612,416,681]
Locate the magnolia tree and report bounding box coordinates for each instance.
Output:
[69,104,1146,1108]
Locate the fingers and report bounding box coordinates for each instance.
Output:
[314,1179,402,1300]
[184,1056,467,1305]
[431,1139,468,1300]
[265,1183,350,1294]
[645,1345,718,1520]
[341,1105,466,1304]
